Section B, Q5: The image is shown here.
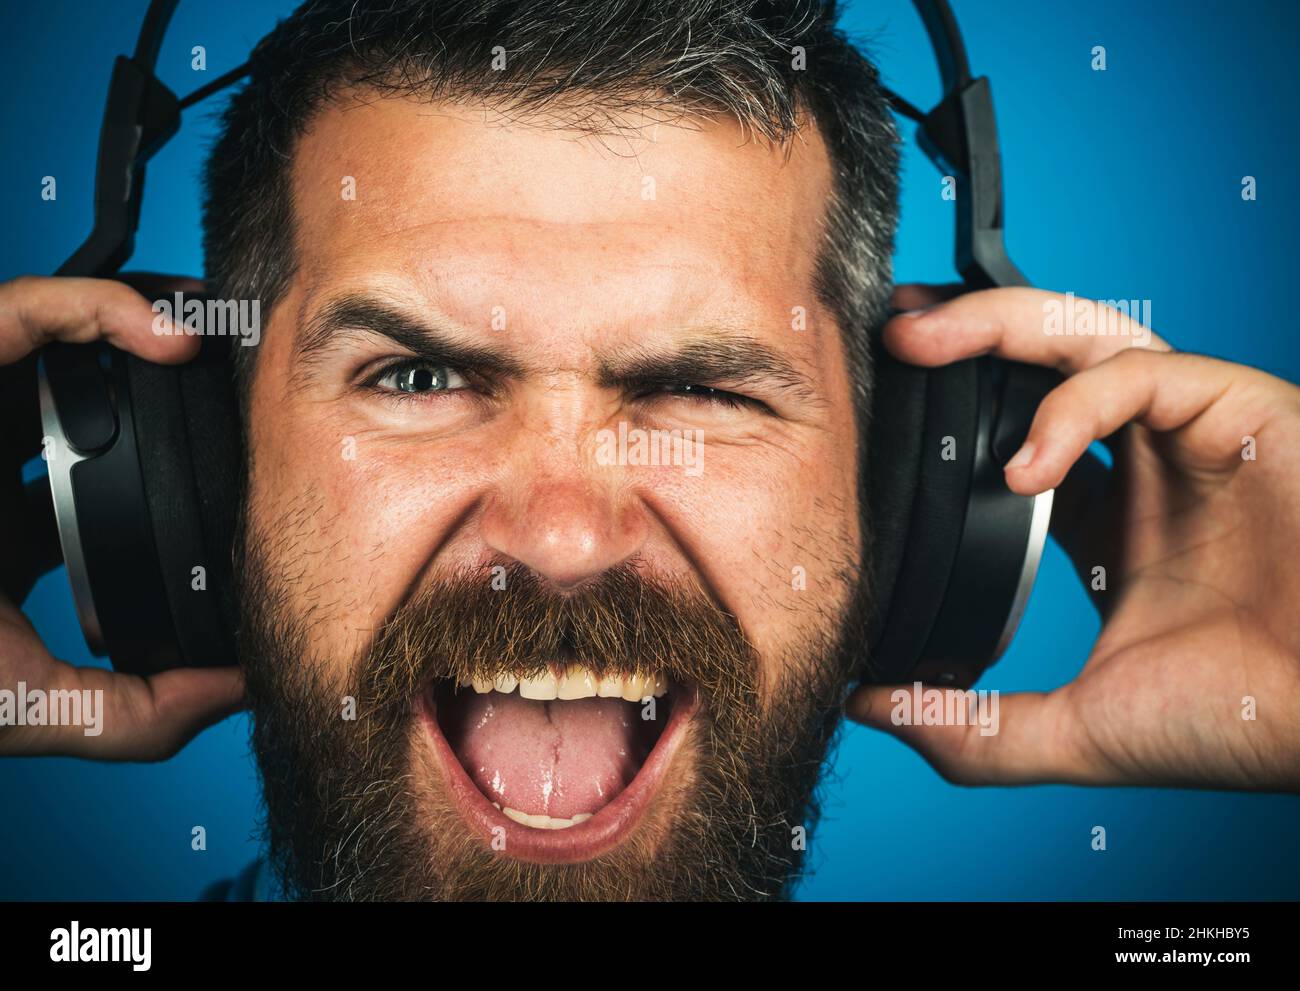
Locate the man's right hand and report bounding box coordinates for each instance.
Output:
[0,274,245,760]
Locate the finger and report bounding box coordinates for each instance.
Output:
[884,287,1171,376]
[845,683,1085,786]
[120,667,248,760]
[1001,349,1277,496]
[890,282,964,312]
[0,275,200,366]
[6,663,247,761]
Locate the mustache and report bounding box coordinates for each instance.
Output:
[357,561,761,717]
[238,526,861,900]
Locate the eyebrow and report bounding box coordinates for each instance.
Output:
[295,294,525,378]
[295,293,817,401]
[597,337,817,402]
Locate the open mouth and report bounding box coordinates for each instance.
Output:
[421,665,697,863]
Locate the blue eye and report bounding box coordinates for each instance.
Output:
[374,361,468,395]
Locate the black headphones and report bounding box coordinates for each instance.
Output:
[0,0,1056,688]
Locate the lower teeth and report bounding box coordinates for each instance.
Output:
[496,803,595,830]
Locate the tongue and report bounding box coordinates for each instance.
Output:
[450,691,645,820]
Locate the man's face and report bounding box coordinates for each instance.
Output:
[237,92,868,899]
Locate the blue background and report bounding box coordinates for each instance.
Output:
[1,0,1296,900]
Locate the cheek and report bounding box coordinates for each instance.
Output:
[644,442,861,688]
[247,402,494,671]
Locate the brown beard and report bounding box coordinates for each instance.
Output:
[236,513,867,901]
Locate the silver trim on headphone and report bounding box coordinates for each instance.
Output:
[991,487,1054,661]
[36,356,107,655]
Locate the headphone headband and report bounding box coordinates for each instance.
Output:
[63,0,1008,287]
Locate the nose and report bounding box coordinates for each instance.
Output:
[479,474,648,589]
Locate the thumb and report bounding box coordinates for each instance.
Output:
[60,665,247,761]
[845,682,1085,786]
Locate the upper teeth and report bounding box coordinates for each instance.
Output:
[462,666,668,701]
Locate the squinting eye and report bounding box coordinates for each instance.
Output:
[659,383,756,410]
[374,361,468,395]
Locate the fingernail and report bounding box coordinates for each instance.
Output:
[1006,441,1036,470]
[895,307,932,319]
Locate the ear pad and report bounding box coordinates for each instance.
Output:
[865,339,980,684]
[865,328,1059,687]
[125,331,243,671]
[39,318,244,676]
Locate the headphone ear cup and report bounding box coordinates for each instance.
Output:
[864,343,926,674]
[125,330,242,670]
[865,340,980,684]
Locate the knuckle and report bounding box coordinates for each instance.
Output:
[1110,345,1155,368]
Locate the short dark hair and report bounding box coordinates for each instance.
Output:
[203,0,899,479]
